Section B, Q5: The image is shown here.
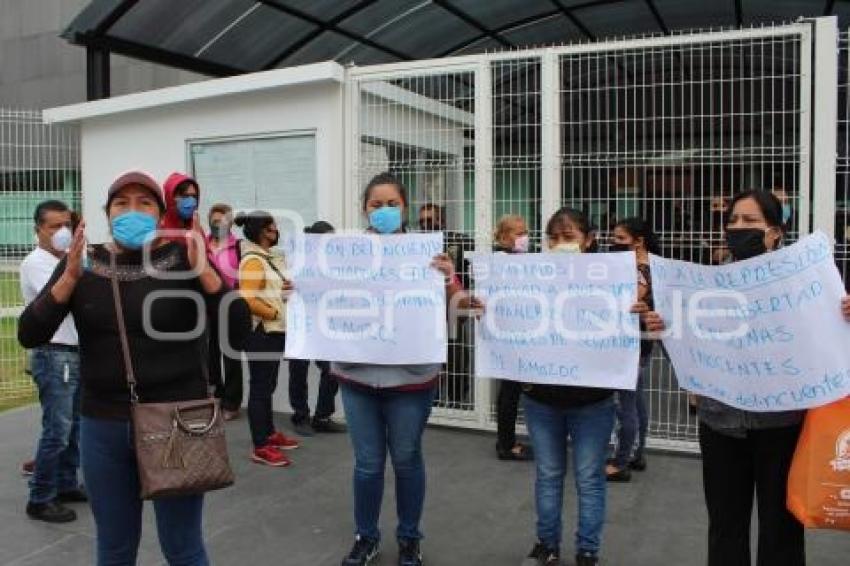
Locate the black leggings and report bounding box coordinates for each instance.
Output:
[699,421,804,566]
[245,330,285,448]
[496,379,523,451]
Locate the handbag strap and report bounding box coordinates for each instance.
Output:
[109,250,139,403]
[109,248,216,401]
[242,251,287,283]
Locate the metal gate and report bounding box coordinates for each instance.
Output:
[346,19,834,451]
[0,109,81,410]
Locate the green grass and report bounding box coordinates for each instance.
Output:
[0,308,35,412]
[0,271,23,306]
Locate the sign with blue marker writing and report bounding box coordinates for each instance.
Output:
[284,233,447,364]
[650,231,850,412]
[472,252,641,389]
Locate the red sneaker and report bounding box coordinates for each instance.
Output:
[251,445,291,467]
[267,431,300,450]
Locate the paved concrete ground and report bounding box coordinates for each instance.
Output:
[1,405,847,566]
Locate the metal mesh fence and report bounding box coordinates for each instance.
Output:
[558,35,805,446]
[351,24,812,450]
[356,72,478,417]
[0,109,80,408]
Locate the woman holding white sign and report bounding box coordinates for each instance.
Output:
[521,207,617,566]
[333,173,478,566]
[643,190,850,566]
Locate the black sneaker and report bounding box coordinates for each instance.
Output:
[605,467,632,482]
[341,536,379,566]
[26,501,76,523]
[575,551,599,566]
[629,455,647,471]
[497,443,534,461]
[56,488,88,503]
[521,541,560,566]
[312,417,347,433]
[398,538,422,566]
[292,420,315,437]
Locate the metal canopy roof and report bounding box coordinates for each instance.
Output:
[64,0,850,79]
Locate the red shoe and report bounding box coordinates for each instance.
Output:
[250,445,291,467]
[267,431,300,450]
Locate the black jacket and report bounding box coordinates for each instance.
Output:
[18,242,251,420]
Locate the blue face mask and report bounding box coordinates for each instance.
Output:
[112,211,158,250]
[176,196,198,220]
[782,204,792,224]
[369,205,402,234]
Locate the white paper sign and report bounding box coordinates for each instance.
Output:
[651,231,850,412]
[472,252,641,389]
[284,233,447,364]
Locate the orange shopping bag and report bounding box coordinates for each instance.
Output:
[787,397,850,530]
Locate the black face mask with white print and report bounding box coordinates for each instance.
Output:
[725,228,767,260]
[609,243,632,253]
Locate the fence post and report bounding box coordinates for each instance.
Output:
[541,51,561,232]
[811,16,838,239]
[473,61,494,427]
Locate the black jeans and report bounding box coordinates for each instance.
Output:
[496,379,523,451]
[245,330,285,448]
[288,359,338,423]
[209,317,244,412]
[699,421,804,566]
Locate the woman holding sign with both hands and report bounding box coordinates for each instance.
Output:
[643,190,850,566]
[521,207,651,566]
[331,173,480,566]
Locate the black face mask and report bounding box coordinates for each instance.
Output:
[725,228,767,260]
[609,243,632,253]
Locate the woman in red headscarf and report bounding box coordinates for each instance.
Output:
[161,172,200,243]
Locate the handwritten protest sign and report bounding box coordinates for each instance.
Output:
[284,233,447,364]
[472,252,640,389]
[650,231,850,412]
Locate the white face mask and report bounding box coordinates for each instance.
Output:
[550,241,582,254]
[50,226,73,252]
[512,234,530,253]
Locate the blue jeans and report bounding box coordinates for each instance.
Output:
[80,417,208,566]
[340,383,435,542]
[612,360,649,468]
[523,395,615,555]
[29,346,81,504]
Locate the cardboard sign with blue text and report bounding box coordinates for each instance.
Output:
[650,231,850,412]
[472,252,641,389]
[284,233,447,364]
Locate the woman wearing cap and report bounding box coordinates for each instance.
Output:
[17,171,250,566]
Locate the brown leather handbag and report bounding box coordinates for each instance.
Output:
[110,252,235,500]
